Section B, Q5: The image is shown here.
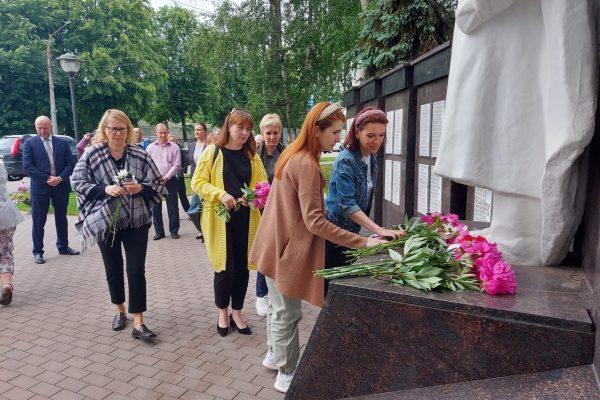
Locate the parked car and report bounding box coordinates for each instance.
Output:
[0,134,78,181]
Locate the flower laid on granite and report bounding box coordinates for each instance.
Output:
[107,169,136,246]
[9,181,31,207]
[315,213,517,295]
[214,182,271,222]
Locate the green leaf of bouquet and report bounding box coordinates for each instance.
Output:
[388,248,403,262]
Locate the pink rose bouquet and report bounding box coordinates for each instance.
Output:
[215,182,271,222]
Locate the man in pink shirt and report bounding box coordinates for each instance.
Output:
[146,123,182,240]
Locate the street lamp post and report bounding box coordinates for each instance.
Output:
[46,20,70,135]
[57,52,82,142]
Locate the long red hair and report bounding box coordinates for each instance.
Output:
[275,102,345,180]
[217,109,257,159]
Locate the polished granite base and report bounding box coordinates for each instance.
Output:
[286,265,595,400]
[347,365,600,400]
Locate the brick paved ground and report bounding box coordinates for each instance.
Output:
[0,205,319,400]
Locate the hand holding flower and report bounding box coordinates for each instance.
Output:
[220,193,236,211]
[379,228,405,239]
[123,181,142,195]
[105,184,127,197]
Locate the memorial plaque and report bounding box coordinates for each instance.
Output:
[392,161,402,206]
[417,164,430,214]
[384,160,393,201]
[473,187,493,223]
[385,111,394,154]
[429,168,442,213]
[431,100,445,157]
[393,108,403,155]
[419,103,431,157]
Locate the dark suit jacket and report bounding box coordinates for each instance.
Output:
[22,135,75,195]
[187,140,207,178]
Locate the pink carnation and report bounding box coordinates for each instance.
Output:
[479,260,518,295]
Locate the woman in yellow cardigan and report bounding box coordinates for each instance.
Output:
[191,109,267,337]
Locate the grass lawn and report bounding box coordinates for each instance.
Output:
[16,193,79,216]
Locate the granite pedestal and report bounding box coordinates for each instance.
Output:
[286,265,595,399]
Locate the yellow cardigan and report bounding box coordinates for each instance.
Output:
[191,144,267,272]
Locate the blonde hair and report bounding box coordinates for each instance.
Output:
[96,109,135,145]
[259,113,282,134]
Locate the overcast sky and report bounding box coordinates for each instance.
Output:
[149,0,220,15]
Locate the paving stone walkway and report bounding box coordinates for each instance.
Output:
[0,206,319,400]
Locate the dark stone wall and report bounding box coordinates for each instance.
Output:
[581,90,600,373]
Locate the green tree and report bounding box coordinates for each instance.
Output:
[344,0,456,78]
[0,0,166,135]
[149,6,214,141]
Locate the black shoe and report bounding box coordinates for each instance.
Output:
[59,247,80,255]
[171,233,180,239]
[0,283,13,306]
[196,234,204,242]
[112,312,127,331]
[230,315,252,335]
[34,254,45,264]
[153,234,165,241]
[132,324,157,340]
[217,318,229,337]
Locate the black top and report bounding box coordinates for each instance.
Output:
[88,149,157,201]
[221,147,251,198]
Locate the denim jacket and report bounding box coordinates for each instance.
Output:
[325,148,378,233]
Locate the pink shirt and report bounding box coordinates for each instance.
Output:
[146,141,181,180]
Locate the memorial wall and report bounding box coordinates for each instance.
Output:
[344,41,492,230]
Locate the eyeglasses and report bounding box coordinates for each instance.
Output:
[106,126,128,135]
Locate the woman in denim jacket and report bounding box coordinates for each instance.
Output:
[325,108,404,287]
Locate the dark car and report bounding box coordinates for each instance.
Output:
[0,134,78,181]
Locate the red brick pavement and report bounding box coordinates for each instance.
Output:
[0,206,320,400]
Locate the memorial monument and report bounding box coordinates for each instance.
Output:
[434,0,598,266]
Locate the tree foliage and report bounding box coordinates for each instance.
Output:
[344,0,456,78]
[149,6,213,141]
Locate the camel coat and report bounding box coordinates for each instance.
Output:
[249,153,367,307]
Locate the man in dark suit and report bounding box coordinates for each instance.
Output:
[23,116,79,264]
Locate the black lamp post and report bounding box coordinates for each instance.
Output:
[57,52,82,142]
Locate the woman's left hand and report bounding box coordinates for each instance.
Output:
[379,228,405,239]
[123,182,142,195]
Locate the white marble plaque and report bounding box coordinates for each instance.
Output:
[431,100,445,157]
[473,187,493,223]
[384,160,392,201]
[385,111,394,154]
[417,164,430,214]
[392,161,401,206]
[393,108,403,155]
[429,168,442,213]
[419,103,431,157]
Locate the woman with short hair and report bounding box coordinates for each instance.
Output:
[72,109,166,340]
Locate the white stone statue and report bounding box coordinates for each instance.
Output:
[434,0,598,266]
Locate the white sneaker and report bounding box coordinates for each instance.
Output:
[256,295,268,317]
[262,351,277,370]
[274,370,294,393]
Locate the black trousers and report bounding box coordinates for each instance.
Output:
[97,224,150,313]
[214,209,250,310]
[175,176,190,212]
[324,240,352,296]
[152,178,180,235]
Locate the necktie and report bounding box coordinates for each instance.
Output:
[44,138,56,176]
